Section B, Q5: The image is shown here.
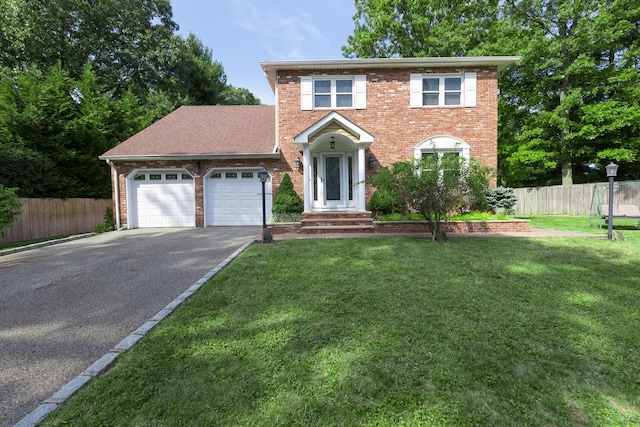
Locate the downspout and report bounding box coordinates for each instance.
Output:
[106,159,121,229]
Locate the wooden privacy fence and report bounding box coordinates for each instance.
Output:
[513,181,640,216]
[0,198,112,244]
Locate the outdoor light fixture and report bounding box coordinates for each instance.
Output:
[294,156,301,170]
[258,167,272,243]
[330,137,335,150]
[368,155,376,169]
[606,162,618,240]
[194,161,201,174]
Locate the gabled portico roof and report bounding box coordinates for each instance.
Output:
[294,111,374,150]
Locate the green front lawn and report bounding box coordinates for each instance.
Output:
[44,223,640,426]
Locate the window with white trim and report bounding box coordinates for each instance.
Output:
[414,136,471,160]
[422,76,462,106]
[410,73,476,108]
[300,75,367,110]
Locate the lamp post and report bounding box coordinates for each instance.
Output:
[258,167,273,243]
[605,162,618,240]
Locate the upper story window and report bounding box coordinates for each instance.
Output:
[410,72,477,108]
[314,79,353,108]
[422,76,462,106]
[301,75,366,110]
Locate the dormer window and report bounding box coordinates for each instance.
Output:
[301,75,366,110]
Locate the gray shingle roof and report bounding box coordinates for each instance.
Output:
[101,105,276,159]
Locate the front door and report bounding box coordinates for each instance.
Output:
[312,153,355,210]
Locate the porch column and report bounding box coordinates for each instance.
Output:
[358,146,366,212]
[303,145,311,212]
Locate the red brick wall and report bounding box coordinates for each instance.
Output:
[274,66,499,196]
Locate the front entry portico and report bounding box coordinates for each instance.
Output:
[294,112,373,213]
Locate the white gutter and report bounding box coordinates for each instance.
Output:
[106,159,121,229]
[98,153,280,161]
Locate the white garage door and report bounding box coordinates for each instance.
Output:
[206,170,272,226]
[131,171,195,228]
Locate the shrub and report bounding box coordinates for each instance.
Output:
[485,187,517,212]
[0,185,23,236]
[272,173,303,214]
[368,188,403,214]
[93,207,116,233]
[368,156,493,242]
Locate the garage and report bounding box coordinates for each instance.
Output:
[130,170,195,228]
[206,169,272,226]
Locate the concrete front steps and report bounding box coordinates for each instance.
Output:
[300,212,375,234]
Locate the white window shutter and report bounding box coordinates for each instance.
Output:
[464,72,477,107]
[354,75,367,109]
[300,76,313,110]
[410,73,423,108]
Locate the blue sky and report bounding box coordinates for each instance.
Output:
[171,0,357,105]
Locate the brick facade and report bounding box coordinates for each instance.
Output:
[103,58,514,229]
[273,66,499,199]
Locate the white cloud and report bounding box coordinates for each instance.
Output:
[229,0,331,60]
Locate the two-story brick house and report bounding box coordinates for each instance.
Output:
[100,57,518,229]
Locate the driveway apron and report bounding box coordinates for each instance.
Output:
[0,227,260,427]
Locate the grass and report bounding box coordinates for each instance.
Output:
[521,215,640,235]
[43,219,640,426]
[0,236,69,251]
[376,212,511,221]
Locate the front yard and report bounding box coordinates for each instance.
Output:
[44,218,640,426]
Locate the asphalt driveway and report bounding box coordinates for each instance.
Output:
[0,227,261,427]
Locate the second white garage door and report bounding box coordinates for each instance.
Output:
[206,170,272,226]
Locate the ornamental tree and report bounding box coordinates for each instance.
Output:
[369,156,492,242]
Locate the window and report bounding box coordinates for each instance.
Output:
[422,76,461,106]
[241,172,254,178]
[225,172,237,179]
[414,136,471,161]
[301,75,367,110]
[149,174,161,180]
[313,78,353,108]
[165,173,178,180]
[182,174,193,180]
[410,73,476,108]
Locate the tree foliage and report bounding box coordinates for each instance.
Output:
[0,0,260,199]
[0,184,22,235]
[368,156,492,241]
[0,64,149,198]
[344,0,640,186]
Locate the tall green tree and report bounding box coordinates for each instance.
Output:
[344,0,640,186]
[0,0,260,199]
[0,64,148,198]
[343,0,501,58]
[0,0,177,98]
[499,0,640,185]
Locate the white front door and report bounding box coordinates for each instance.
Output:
[312,153,356,210]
